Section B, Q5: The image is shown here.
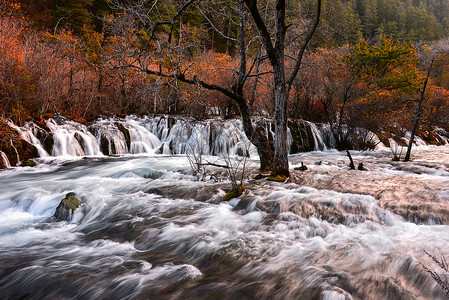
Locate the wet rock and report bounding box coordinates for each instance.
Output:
[233,196,254,211]
[256,200,281,214]
[20,159,37,167]
[0,124,39,166]
[74,132,87,152]
[43,134,54,155]
[54,192,84,221]
[254,171,270,180]
[0,156,8,169]
[100,135,110,155]
[358,162,367,171]
[154,145,163,154]
[115,122,131,151]
[288,119,315,153]
[223,185,245,201]
[294,162,308,171]
[31,123,54,155]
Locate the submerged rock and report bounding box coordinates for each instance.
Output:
[54,192,84,221]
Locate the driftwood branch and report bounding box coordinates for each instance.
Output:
[197,161,230,169]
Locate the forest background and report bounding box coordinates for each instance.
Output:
[1,0,449,152]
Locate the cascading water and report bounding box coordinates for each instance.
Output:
[9,115,335,160]
[0,151,11,168]
[307,121,329,151]
[8,122,50,157]
[46,118,102,157]
[0,146,448,299]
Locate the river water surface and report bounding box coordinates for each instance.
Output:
[1,147,448,299]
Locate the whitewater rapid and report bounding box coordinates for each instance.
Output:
[0,146,448,299]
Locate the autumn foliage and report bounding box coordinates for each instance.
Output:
[1,3,449,150]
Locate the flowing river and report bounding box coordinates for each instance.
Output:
[1,116,448,299]
[1,147,449,299]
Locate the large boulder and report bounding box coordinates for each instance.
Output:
[54,192,84,221]
[0,121,39,167]
[288,120,315,153]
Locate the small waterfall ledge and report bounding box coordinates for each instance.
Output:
[0,151,11,168]
[8,115,336,159]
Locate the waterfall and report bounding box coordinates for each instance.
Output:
[7,115,340,159]
[306,121,328,151]
[46,118,102,157]
[0,151,11,168]
[8,122,50,157]
[125,119,161,154]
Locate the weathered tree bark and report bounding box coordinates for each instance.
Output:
[404,58,435,162]
[244,0,322,176]
[273,65,290,176]
[237,99,274,171]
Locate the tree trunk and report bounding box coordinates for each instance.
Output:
[404,58,434,162]
[273,66,290,176]
[235,97,273,172]
[346,149,355,169]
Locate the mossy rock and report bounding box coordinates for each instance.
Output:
[268,175,287,182]
[54,192,84,221]
[63,193,83,210]
[20,159,37,167]
[223,185,245,201]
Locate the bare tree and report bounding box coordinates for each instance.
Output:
[405,38,449,161]
[186,127,208,180]
[106,0,322,175]
[404,58,435,162]
[242,0,322,176]
[223,142,250,198]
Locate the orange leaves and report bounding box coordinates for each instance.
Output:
[190,51,234,80]
[0,15,26,64]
